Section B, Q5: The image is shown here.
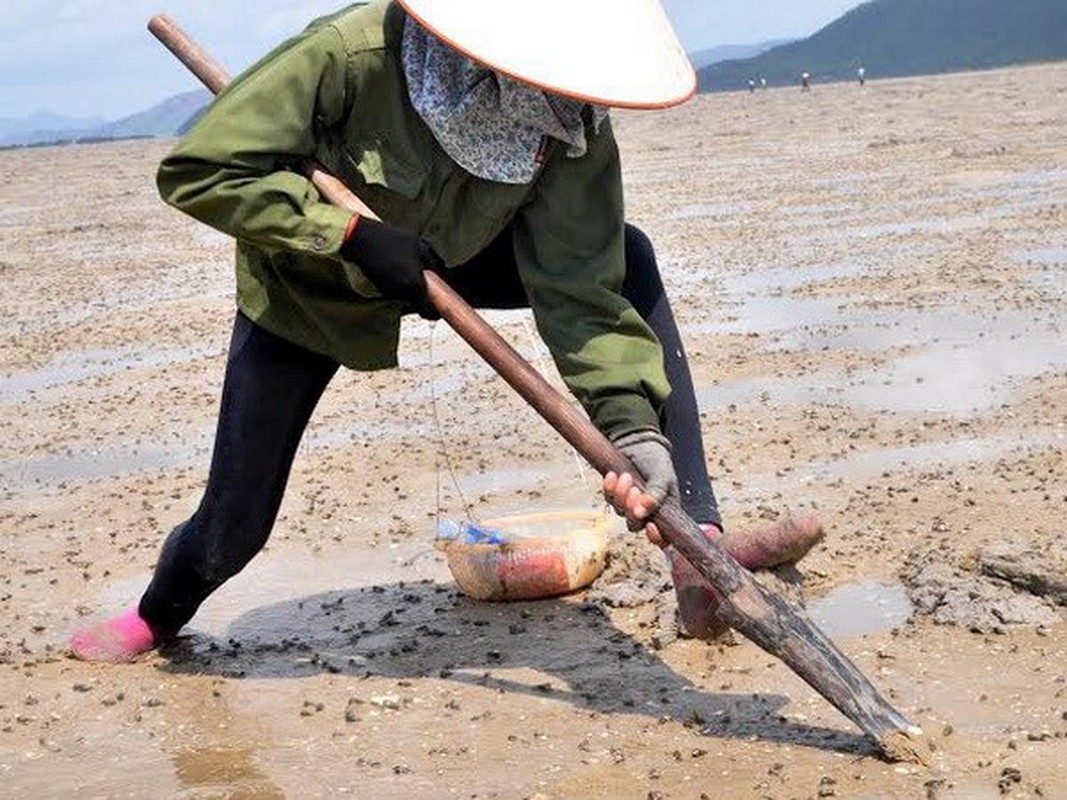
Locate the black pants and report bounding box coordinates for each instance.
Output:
[140,225,720,634]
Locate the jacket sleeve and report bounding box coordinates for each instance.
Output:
[511,120,671,440]
[155,24,355,257]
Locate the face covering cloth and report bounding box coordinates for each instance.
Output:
[401,15,608,184]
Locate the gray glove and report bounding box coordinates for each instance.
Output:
[611,428,679,507]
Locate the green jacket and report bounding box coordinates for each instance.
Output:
[157,0,669,438]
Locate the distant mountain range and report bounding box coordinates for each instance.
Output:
[699,0,1067,92]
[0,89,210,149]
[0,111,106,141]
[4,0,1067,148]
[689,40,794,71]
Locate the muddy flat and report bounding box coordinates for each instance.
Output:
[1,62,1065,798]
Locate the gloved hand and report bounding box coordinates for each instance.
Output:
[340,215,443,319]
[610,427,678,510]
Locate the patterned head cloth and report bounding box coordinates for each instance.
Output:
[401,15,608,185]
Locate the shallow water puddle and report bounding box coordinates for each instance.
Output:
[806,580,913,638]
[718,259,867,294]
[806,433,1061,480]
[99,539,450,645]
[771,306,1056,354]
[1,437,211,490]
[0,417,438,490]
[667,201,751,221]
[686,294,842,336]
[404,368,482,401]
[1014,245,1067,266]
[838,337,1065,414]
[979,167,1067,200]
[810,172,881,196]
[1014,245,1067,297]
[0,344,217,403]
[694,304,1065,414]
[776,203,853,217]
[792,329,1067,415]
[787,214,992,247]
[449,466,556,495]
[725,433,1060,505]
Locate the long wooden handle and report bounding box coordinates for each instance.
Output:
[148,14,379,223]
[147,14,926,762]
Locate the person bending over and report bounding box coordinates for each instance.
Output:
[71,0,821,662]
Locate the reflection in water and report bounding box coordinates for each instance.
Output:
[172,746,285,800]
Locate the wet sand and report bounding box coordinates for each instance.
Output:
[1,63,1065,798]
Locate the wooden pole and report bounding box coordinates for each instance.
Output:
[147,14,927,763]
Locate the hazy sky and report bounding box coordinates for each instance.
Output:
[1,0,862,120]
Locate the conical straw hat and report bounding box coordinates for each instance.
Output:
[396,0,696,109]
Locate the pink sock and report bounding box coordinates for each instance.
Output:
[718,513,825,570]
[69,606,159,663]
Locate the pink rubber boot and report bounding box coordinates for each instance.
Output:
[69,606,161,663]
[668,513,825,640]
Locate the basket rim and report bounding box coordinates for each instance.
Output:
[482,509,613,531]
[436,509,614,553]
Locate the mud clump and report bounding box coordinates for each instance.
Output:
[587,532,671,610]
[902,538,1065,633]
[587,527,811,648]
